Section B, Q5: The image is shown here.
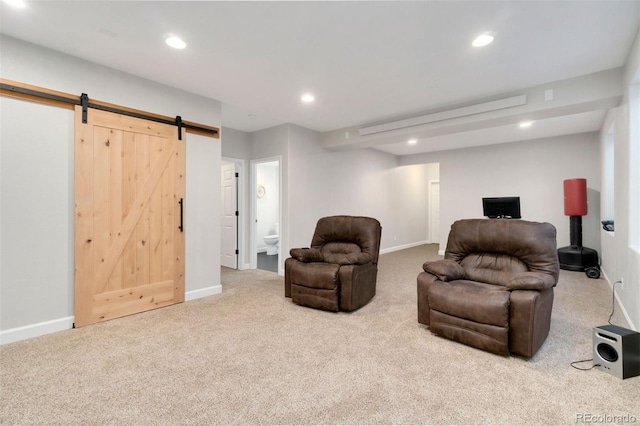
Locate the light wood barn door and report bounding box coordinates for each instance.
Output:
[74,106,185,327]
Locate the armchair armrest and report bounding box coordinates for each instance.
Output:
[507,272,557,290]
[422,259,465,282]
[290,248,324,263]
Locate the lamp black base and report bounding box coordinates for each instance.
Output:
[558,246,599,273]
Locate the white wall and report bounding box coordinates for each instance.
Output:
[287,124,432,253]
[0,36,222,342]
[1,98,74,330]
[401,133,602,254]
[221,127,251,160]
[185,134,221,294]
[598,28,640,330]
[221,127,251,268]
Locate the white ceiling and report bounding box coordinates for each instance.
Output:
[1,1,638,156]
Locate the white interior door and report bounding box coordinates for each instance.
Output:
[429,180,440,244]
[221,162,238,269]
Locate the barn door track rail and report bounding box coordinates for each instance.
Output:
[0,78,219,140]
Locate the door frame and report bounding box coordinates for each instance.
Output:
[428,179,440,245]
[250,156,282,272]
[221,156,247,269]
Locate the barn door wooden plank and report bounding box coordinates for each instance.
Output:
[74,107,95,325]
[174,129,186,302]
[149,136,164,285]
[161,143,176,282]
[107,129,124,292]
[122,131,137,289]
[134,133,151,288]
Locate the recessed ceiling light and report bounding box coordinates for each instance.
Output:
[519,121,534,128]
[301,93,315,103]
[3,0,26,8]
[472,32,495,47]
[408,139,417,145]
[165,34,186,49]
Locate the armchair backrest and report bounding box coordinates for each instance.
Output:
[444,219,559,287]
[310,216,382,265]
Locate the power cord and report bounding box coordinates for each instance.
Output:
[570,280,621,371]
[570,359,601,371]
[608,280,622,325]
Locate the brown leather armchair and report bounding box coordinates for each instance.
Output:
[285,215,382,312]
[417,219,559,358]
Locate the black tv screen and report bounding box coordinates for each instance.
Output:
[482,197,521,219]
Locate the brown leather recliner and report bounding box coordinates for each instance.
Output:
[285,215,382,312]
[417,219,559,358]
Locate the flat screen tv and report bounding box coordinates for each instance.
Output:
[482,196,521,219]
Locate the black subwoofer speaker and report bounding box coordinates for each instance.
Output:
[593,325,640,379]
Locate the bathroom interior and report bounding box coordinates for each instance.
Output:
[256,160,279,273]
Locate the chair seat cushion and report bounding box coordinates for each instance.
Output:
[427,280,510,327]
[289,262,340,290]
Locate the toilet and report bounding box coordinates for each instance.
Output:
[263,223,279,255]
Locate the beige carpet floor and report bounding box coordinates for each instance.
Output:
[1,244,639,425]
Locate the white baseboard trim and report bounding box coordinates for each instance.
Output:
[379,240,428,255]
[1,286,223,345]
[601,268,636,331]
[1,316,74,345]
[438,250,445,256]
[185,285,222,301]
[238,263,251,271]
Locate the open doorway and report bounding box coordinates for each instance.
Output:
[251,157,281,273]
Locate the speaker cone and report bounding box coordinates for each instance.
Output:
[597,343,619,362]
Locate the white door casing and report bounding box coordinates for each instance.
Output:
[429,180,440,245]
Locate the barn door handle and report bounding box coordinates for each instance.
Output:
[178,198,184,232]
